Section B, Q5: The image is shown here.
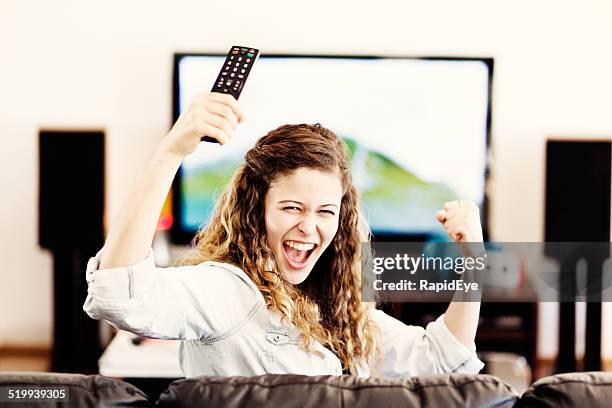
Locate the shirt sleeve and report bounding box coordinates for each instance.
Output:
[82,248,263,341]
[369,309,484,377]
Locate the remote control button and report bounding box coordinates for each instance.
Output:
[230,73,235,77]
[222,72,227,76]
[238,57,243,61]
[228,62,232,66]
[224,88,228,92]
[232,50,238,54]
[247,58,251,63]
[240,50,246,55]
[230,56,234,60]
[243,63,248,68]
[238,74,244,79]
[241,69,246,73]
[247,52,254,58]
[225,67,229,71]
[233,68,238,72]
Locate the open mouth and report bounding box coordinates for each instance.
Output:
[282,240,317,269]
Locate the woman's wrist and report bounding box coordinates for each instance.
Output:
[156,136,187,163]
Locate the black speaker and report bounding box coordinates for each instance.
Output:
[545,140,611,242]
[39,130,105,250]
[38,130,105,373]
[545,139,611,373]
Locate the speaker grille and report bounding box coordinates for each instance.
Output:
[545,140,611,242]
[39,130,105,250]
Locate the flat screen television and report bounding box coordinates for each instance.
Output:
[170,53,493,244]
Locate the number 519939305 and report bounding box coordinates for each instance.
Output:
[1,386,68,402]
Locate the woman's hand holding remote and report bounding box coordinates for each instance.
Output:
[163,92,244,157]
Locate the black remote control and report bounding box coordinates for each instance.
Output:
[201,45,260,143]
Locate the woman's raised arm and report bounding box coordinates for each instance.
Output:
[99,92,243,269]
[435,199,484,349]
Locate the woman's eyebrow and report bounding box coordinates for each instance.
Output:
[278,200,338,208]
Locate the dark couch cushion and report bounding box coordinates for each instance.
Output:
[516,371,612,408]
[0,372,149,407]
[157,373,518,408]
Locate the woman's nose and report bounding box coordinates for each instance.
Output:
[298,213,317,235]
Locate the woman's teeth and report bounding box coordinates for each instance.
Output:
[283,241,317,267]
[284,240,315,251]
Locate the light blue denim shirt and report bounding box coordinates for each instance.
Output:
[83,249,484,378]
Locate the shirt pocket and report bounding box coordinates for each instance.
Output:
[266,329,299,346]
[262,328,341,375]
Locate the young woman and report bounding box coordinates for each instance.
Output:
[84,92,484,378]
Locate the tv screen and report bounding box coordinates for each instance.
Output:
[171,54,492,244]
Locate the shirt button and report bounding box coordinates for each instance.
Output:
[273,334,281,343]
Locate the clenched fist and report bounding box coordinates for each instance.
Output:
[436,199,483,243]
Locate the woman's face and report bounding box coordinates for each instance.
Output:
[264,167,343,284]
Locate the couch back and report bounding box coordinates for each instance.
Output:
[2,371,612,407]
[0,372,149,407]
[516,371,612,408]
[156,373,518,408]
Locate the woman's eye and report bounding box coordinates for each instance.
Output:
[281,206,334,215]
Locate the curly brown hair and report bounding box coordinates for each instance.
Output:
[179,124,379,374]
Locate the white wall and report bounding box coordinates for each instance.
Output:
[1,0,611,359]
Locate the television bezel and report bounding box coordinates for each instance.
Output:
[170,52,493,245]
